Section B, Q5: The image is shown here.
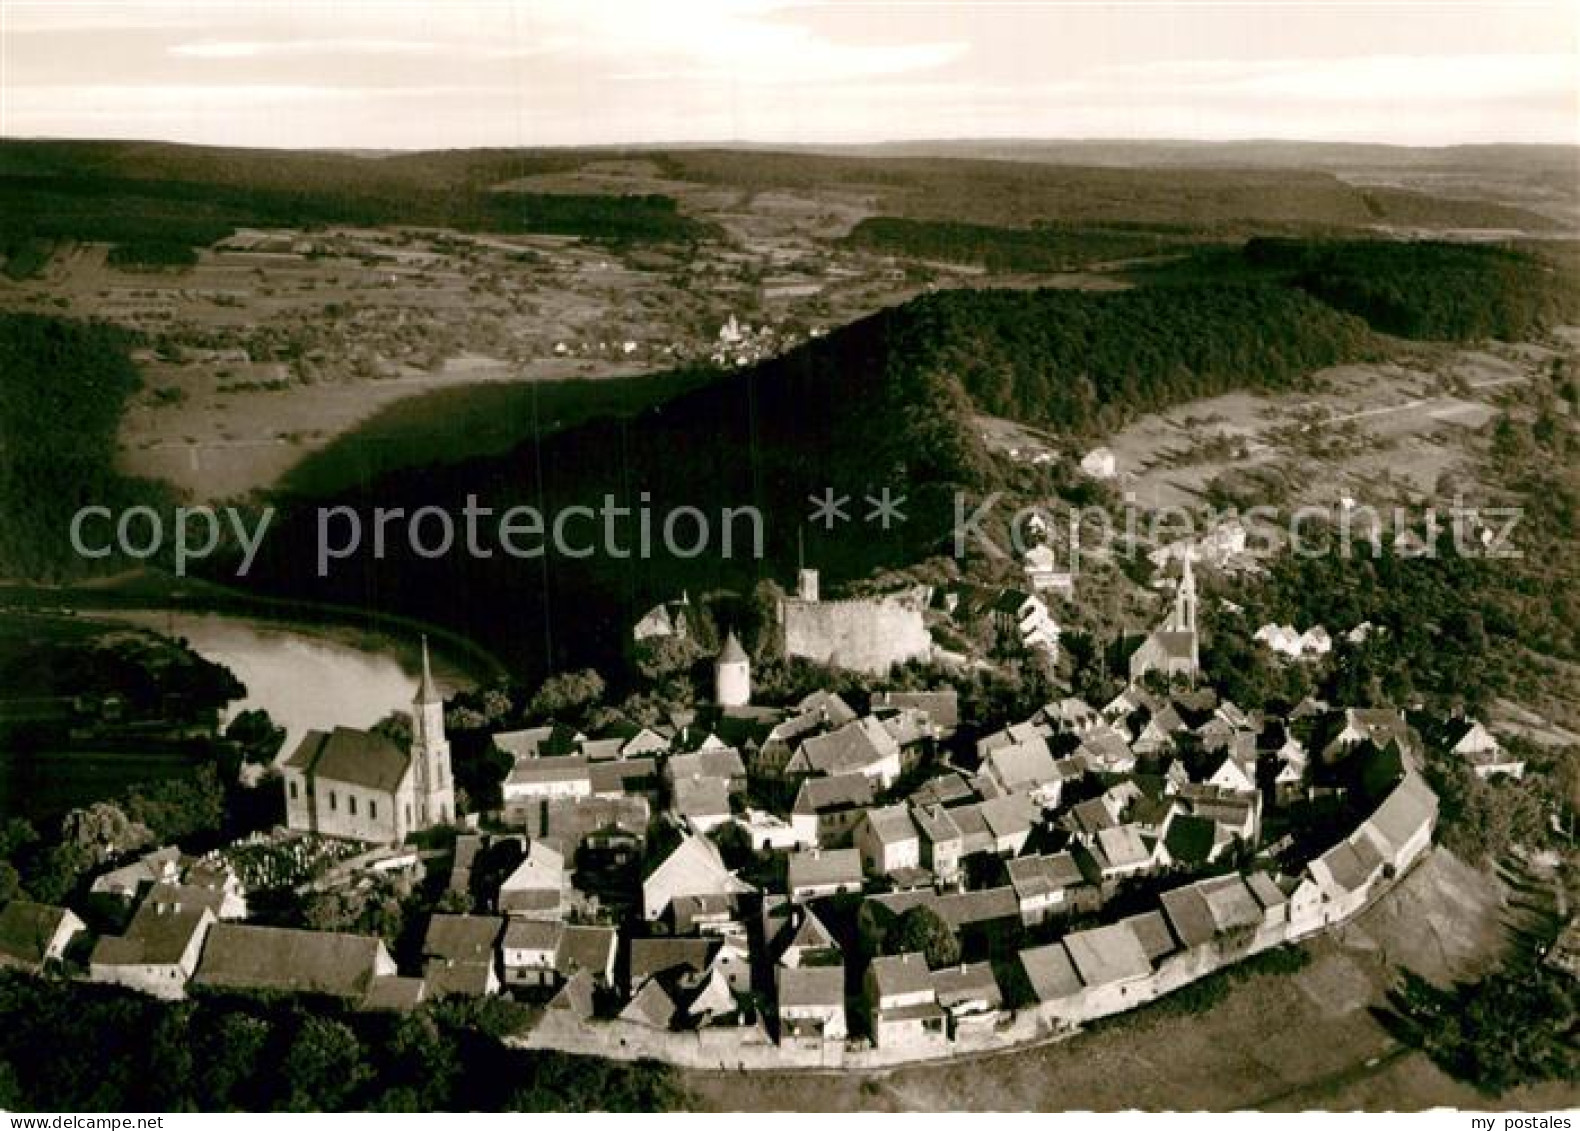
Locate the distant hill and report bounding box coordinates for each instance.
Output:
[232,277,1383,676]
[0,138,1564,278]
[0,139,717,271]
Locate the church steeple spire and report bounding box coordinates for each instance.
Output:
[409,634,452,830]
[1174,552,1198,633]
[415,635,441,706]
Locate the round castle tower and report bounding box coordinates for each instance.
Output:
[714,630,751,707]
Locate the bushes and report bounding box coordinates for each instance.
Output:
[0,976,691,1111]
[1388,967,1578,1095]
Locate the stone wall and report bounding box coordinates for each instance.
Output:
[780,590,932,675]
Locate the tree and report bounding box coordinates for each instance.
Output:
[528,669,606,723]
[371,711,412,749]
[59,802,152,865]
[123,763,226,843]
[282,1015,371,1112]
[887,905,960,967]
[226,709,286,764]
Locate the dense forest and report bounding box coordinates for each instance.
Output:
[0,313,169,580]
[0,977,688,1112]
[1139,238,1580,342]
[0,172,714,269]
[896,282,1378,432]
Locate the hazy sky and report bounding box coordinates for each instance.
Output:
[2,0,1576,148]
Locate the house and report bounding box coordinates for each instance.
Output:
[1160,874,1273,955]
[422,914,503,997]
[1022,544,1075,595]
[1006,852,1087,924]
[180,862,249,920]
[500,921,618,990]
[641,834,754,922]
[1076,727,1135,775]
[1062,920,1155,1013]
[736,808,812,852]
[932,961,1005,1037]
[1206,750,1258,794]
[872,689,960,738]
[588,758,660,802]
[497,840,570,920]
[990,589,1060,657]
[502,756,593,803]
[1047,697,1101,735]
[1090,823,1157,881]
[89,845,182,902]
[790,773,874,847]
[500,919,561,988]
[671,776,733,834]
[789,718,902,787]
[912,804,965,886]
[283,641,454,842]
[1132,703,1187,756]
[1018,941,1083,1007]
[1174,783,1261,846]
[976,792,1040,855]
[0,901,85,974]
[1446,718,1524,779]
[520,795,649,861]
[620,978,679,1029]
[194,923,397,1001]
[556,924,618,987]
[89,888,216,999]
[776,963,848,1043]
[854,805,921,876]
[665,747,747,794]
[629,937,717,992]
[786,848,864,902]
[633,595,693,642]
[984,738,1060,797]
[767,903,842,969]
[1356,770,1437,873]
[1322,708,1416,761]
[864,953,947,1049]
[362,975,428,1013]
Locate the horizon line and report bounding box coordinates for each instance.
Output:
[3,133,1577,156]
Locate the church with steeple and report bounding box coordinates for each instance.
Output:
[282,636,455,843]
[1128,553,1201,684]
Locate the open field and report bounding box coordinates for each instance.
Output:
[681,849,1578,1112]
[1098,337,1573,515]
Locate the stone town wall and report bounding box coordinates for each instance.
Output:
[780,591,932,675]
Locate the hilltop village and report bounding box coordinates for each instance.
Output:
[4,550,1515,1072]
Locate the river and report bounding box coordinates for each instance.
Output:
[0,607,481,825]
[105,610,477,756]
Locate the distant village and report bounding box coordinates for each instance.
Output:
[0,546,1551,1071]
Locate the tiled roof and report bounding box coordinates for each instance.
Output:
[1019,942,1082,1002]
[194,923,388,999]
[287,726,411,793]
[1064,922,1151,988]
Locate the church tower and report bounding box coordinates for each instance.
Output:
[715,631,751,707]
[411,636,454,828]
[1171,552,1198,634]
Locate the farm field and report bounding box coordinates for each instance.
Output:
[1097,338,1570,515]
